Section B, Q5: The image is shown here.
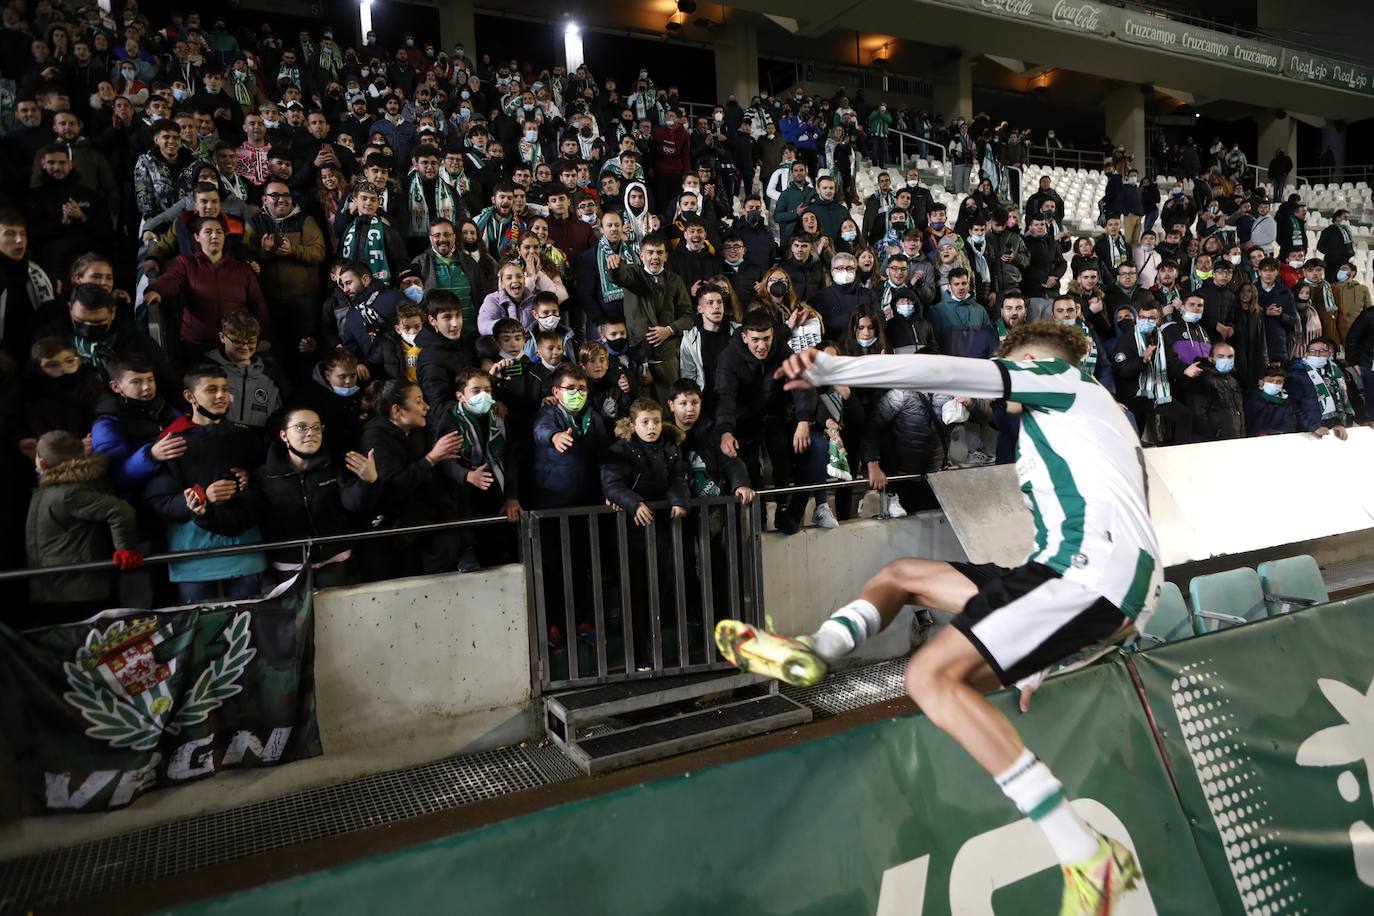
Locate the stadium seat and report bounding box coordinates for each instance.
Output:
[1138,582,1193,645]
[1189,567,1267,634]
[1257,555,1327,616]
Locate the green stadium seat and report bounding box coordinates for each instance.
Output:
[1139,582,1193,646]
[1189,568,1267,635]
[1257,555,1328,616]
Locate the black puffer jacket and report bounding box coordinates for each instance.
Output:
[600,422,690,512]
[861,387,949,472]
[712,333,818,440]
[358,415,456,528]
[249,441,376,562]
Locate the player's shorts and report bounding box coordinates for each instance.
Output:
[948,561,1129,686]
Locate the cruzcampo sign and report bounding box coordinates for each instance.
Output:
[1116,11,1283,74]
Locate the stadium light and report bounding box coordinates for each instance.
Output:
[564,20,585,71]
[359,0,372,42]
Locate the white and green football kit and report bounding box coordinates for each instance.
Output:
[803,351,1163,684]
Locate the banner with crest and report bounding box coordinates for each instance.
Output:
[0,574,320,818]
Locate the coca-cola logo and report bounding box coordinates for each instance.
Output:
[1052,0,1103,31]
[979,0,1035,15]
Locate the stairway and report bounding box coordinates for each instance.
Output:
[544,670,812,775]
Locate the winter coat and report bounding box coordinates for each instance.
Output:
[1346,307,1374,371]
[142,417,267,583]
[530,402,611,509]
[679,322,740,394]
[1245,389,1300,437]
[927,291,990,357]
[21,365,103,440]
[667,244,724,294]
[713,332,818,440]
[1286,358,1354,432]
[1333,281,1372,342]
[25,454,137,604]
[983,228,1030,294]
[340,281,405,363]
[251,207,327,301]
[415,325,477,410]
[861,387,950,472]
[147,251,271,348]
[813,283,876,341]
[412,247,490,313]
[805,197,850,243]
[290,366,366,465]
[677,417,751,497]
[1257,282,1297,366]
[610,263,694,359]
[90,392,183,492]
[206,350,285,428]
[428,402,523,503]
[600,422,690,512]
[357,415,456,527]
[248,441,375,563]
[774,182,817,245]
[1189,369,1247,440]
[780,256,827,306]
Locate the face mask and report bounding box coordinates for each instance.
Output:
[1289,259,1304,269]
[930,220,945,230]
[578,213,597,225]
[122,69,136,80]
[173,88,189,101]
[194,401,227,422]
[360,68,370,78]
[331,383,361,397]
[73,319,111,339]
[854,335,878,350]
[768,280,788,299]
[1214,357,1234,374]
[523,130,537,143]
[604,338,627,356]
[403,285,424,303]
[968,233,984,244]
[1195,269,1213,281]
[665,118,677,129]
[1059,317,1078,327]
[1305,355,1328,370]
[1182,311,1203,324]
[560,389,587,412]
[896,303,915,319]
[536,314,561,330]
[465,391,494,414]
[1227,254,1242,265]
[831,269,855,284]
[263,118,279,129]
[1141,243,1154,253]
[1338,270,1351,282]
[1262,382,1283,397]
[1171,188,1183,196]
[1208,206,1219,215]
[399,330,418,345]
[1040,210,1055,221]
[1136,318,1157,334]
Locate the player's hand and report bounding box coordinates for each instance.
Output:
[633,502,654,526]
[775,347,821,390]
[719,431,738,458]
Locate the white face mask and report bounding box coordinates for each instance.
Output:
[1262,382,1283,397]
[536,314,561,330]
[831,269,855,284]
[399,330,418,345]
[1289,259,1304,269]
[1228,254,1242,265]
[1182,310,1203,323]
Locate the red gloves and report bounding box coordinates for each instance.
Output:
[112,549,144,572]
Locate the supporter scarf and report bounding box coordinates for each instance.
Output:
[967,238,990,284]
[1260,388,1289,406]
[72,329,119,376]
[440,167,470,197]
[1337,222,1352,247]
[407,172,455,236]
[475,207,518,258]
[1308,278,1338,315]
[1156,285,1179,307]
[453,404,507,491]
[341,216,391,281]
[1107,234,1128,268]
[981,146,999,191]
[597,237,638,303]
[996,318,1011,341]
[1076,320,1098,378]
[351,287,390,340]
[230,71,253,107]
[277,63,301,86]
[686,450,721,497]
[1306,361,1352,421]
[298,38,316,62]
[1134,326,1171,405]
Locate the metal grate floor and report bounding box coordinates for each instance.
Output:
[782,658,909,716]
[0,660,905,913]
[0,743,578,914]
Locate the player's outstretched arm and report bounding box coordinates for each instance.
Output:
[780,350,1006,399]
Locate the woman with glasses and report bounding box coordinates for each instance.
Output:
[250,407,378,587]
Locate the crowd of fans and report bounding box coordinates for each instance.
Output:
[5,2,1373,634]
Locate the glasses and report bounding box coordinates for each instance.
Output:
[224,337,258,348]
[288,423,324,433]
[264,191,292,199]
[1308,348,1333,357]
[557,385,588,393]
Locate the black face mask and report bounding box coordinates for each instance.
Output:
[285,441,316,461]
[604,337,628,355]
[194,401,226,422]
[768,280,789,300]
[72,319,112,339]
[1118,318,1136,333]
[463,239,481,252]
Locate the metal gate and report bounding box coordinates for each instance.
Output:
[523,497,765,692]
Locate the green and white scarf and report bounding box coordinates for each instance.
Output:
[686,451,721,497]
[1306,361,1352,422]
[1077,320,1098,377]
[72,329,120,379]
[341,216,392,281]
[454,405,508,491]
[1134,327,1171,405]
[597,237,638,304]
[1308,279,1338,316]
[408,171,456,236]
[1107,233,1128,268]
[230,71,254,107]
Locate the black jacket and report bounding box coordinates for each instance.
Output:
[289,366,366,465]
[721,260,764,306]
[357,415,455,527]
[813,283,876,341]
[600,423,690,512]
[781,256,826,306]
[678,417,751,495]
[713,333,818,440]
[1021,231,1066,294]
[668,244,725,293]
[414,325,476,409]
[249,441,375,561]
[144,417,265,536]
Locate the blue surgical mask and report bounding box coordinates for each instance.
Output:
[1337,270,1351,282]
[1214,357,1234,374]
[1136,318,1157,334]
[465,391,494,414]
[403,285,424,303]
[896,303,915,318]
[1305,355,1328,370]
[1262,381,1284,397]
[856,336,877,349]
[841,229,857,242]
[1182,311,1202,324]
[332,384,360,397]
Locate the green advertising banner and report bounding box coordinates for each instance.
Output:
[179,661,1219,915]
[1282,50,1374,97]
[1115,12,1284,74]
[0,576,320,817]
[1133,597,1374,915]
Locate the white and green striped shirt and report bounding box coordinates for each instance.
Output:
[802,352,1161,619]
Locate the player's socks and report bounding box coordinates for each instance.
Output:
[995,748,1100,864]
[808,599,882,662]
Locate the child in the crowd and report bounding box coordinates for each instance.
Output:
[666,379,753,504]
[523,291,579,359]
[206,311,286,428]
[491,318,527,363]
[597,316,651,389]
[294,350,366,464]
[600,397,690,660]
[1246,365,1301,436]
[581,340,636,422]
[25,430,142,623]
[524,328,568,397]
[91,353,186,493]
[22,337,103,456]
[428,367,522,566]
[373,301,425,382]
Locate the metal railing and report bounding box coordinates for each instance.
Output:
[1026,146,1107,171]
[890,130,951,191]
[1294,163,1374,188]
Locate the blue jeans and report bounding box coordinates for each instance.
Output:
[177,574,264,605]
